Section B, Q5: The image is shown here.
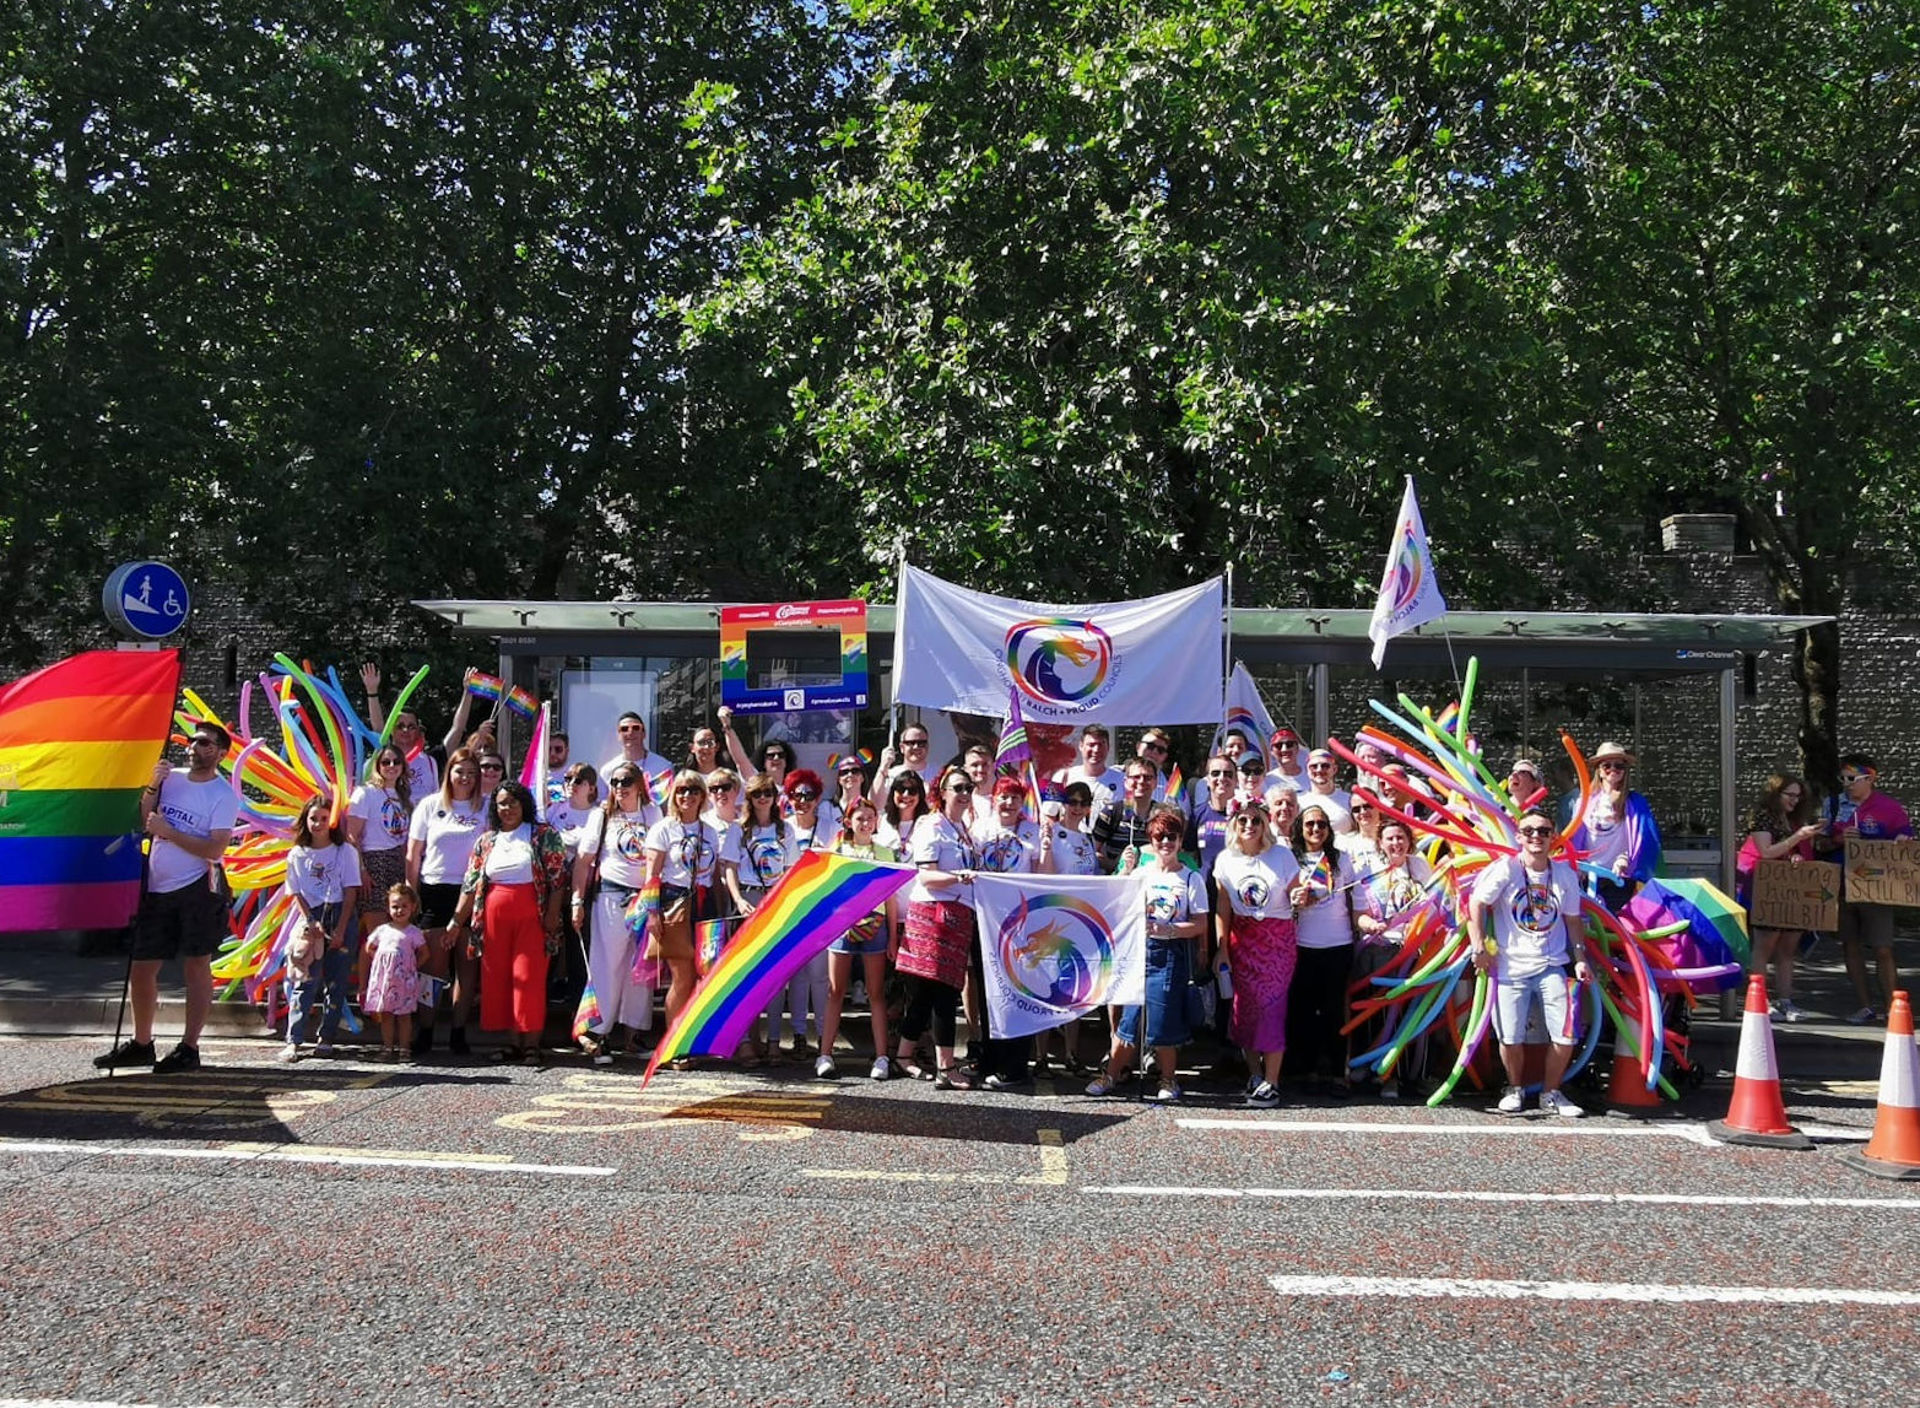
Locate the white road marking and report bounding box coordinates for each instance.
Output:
[1085,1185,1920,1209]
[1267,1274,1920,1306]
[0,1138,614,1177]
[1176,1117,1872,1144]
[802,1128,1067,1186]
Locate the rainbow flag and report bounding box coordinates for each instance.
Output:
[1162,761,1185,808]
[505,685,539,721]
[465,672,504,702]
[647,764,675,810]
[642,851,915,1082]
[0,649,182,932]
[571,979,603,1042]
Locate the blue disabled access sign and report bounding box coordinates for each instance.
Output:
[103,561,191,640]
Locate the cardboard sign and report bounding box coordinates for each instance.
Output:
[718,599,869,716]
[1844,837,1920,907]
[1750,859,1841,932]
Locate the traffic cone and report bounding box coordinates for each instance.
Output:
[1707,974,1812,1150]
[1606,1045,1664,1113]
[1839,992,1920,1182]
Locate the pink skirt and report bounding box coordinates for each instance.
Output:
[1228,914,1297,1053]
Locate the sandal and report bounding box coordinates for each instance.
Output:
[492,1045,523,1064]
[934,1065,974,1091]
[897,1059,932,1082]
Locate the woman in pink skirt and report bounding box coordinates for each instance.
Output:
[1211,799,1300,1107]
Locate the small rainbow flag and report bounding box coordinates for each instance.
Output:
[647,765,676,810]
[694,916,729,975]
[505,685,539,721]
[642,851,915,1082]
[571,979,603,1042]
[1163,761,1185,808]
[1307,852,1334,893]
[0,649,182,932]
[465,672,504,702]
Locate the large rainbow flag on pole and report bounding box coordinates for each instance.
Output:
[0,649,182,932]
[642,850,915,1084]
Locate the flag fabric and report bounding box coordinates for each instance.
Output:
[1368,477,1449,669]
[520,701,550,819]
[0,648,182,933]
[642,851,916,1082]
[891,564,1225,725]
[974,871,1146,1039]
[1160,761,1185,810]
[694,917,729,976]
[994,689,1041,822]
[1213,662,1279,771]
[647,764,676,811]
[571,980,603,1042]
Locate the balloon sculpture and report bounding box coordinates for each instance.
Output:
[172,657,431,1029]
[1331,658,1745,1106]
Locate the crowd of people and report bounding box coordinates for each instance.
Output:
[94,672,1912,1111]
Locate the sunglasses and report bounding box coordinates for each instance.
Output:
[1149,832,1180,844]
[618,725,643,734]
[1234,815,1264,827]
[1207,770,1232,779]
[901,738,930,748]
[1141,741,1168,754]
[1841,772,1868,784]
[378,757,402,769]
[946,782,974,795]
[611,777,640,789]
[791,788,819,801]
[748,788,777,800]
[1519,825,1554,838]
[479,763,505,773]
[1301,819,1331,830]
[710,781,736,793]
[1599,762,1627,773]
[673,786,702,797]
[1351,804,1374,815]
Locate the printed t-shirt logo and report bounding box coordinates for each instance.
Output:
[1234,873,1271,912]
[380,796,407,841]
[614,818,646,863]
[1509,877,1561,935]
[1004,619,1114,708]
[997,894,1119,1008]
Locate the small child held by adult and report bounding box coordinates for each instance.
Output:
[363,883,431,1061]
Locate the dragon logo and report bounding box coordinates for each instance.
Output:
[996,894,1117,1008]
[1004,618,1114,709]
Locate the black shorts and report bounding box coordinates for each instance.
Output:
[130,879,229,962]
[417,881,463,930]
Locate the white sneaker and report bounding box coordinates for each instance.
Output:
[814,1054,838,1079]
[1496,1086,1525,1115]
[1246,1081,1279,1109]
[1776,999,1806,1023]
[1540,1089,1585,1119]
[277,1043,302,1064]
[1148,1083,1183,1103]
[869,1056,892,1081]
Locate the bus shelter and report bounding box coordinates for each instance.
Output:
[415,598,1830,898]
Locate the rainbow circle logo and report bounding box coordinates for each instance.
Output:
[1388,522,1425,615]
[1004,618,1113,708]
[996,894,1117,1008]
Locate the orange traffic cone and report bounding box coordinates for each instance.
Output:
[1840,992,1920,1182]
[1707,974,1812,1150]
[1606,1045,1664,1113]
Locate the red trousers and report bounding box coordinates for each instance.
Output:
[480,882,548,1035]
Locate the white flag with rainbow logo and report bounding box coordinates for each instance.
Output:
[1368,476,1449,668]
[974,872,1146,1039]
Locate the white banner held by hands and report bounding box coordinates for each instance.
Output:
[974,871,1146,1039]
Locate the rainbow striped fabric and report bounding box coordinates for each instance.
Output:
[0,649,182,932]
[642,850,914,1081]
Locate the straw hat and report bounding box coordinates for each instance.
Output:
[1590,741,1637,767]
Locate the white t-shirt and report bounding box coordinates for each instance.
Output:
[909,813,977,905]
[546,798,595,857]
[1213,847,1300,922]
[645,817,720,888]
[483,824,537,883]
[1262,768,1305,795]
[404,751,438,805]
[1302,789,1354,834]
[348,784,410,854]
[975,819,1041,875]
[1293,848,1358,949]
[285,841,363,908]
[787,810,832,853]
[1359,855,1435,943]
[1049,823,1100,876]
[1580,793,1629,870]
[578,807,655,889]
[876,813,923,854]
[1472,857,1582,978]
[1052,763,1125,815]
[724,822,800,892]
[598,749,675,803]
[408,794,488,886]
[147,770,240,895]
[1141,865,1207,933]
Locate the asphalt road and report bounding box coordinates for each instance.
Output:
[1,1035,1916,1408]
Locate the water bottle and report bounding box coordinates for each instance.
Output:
[1216,959,1233,1001]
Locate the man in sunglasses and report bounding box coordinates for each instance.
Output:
[1821,753,1913,1024]
[1261,727,1306,796]
[1092,759,1161,873]
[1467,807,1591,1118]
[600,711,674,803]
[871,720,937,806]
[96,724,238,1074]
